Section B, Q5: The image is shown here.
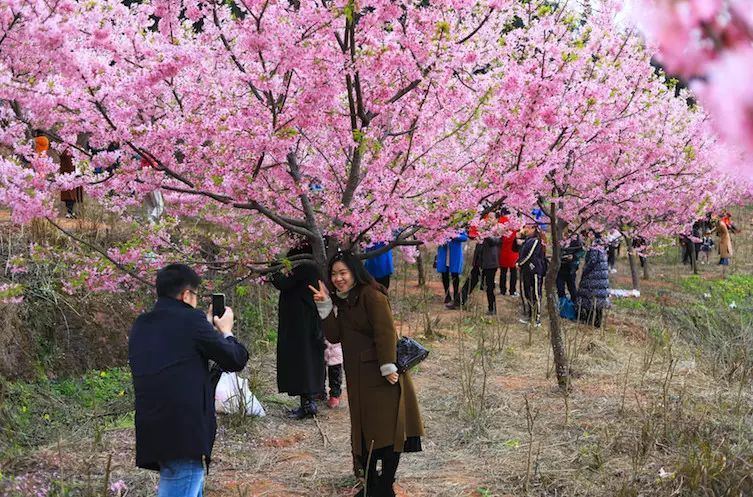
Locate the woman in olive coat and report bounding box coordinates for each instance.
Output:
[311,250,423,497]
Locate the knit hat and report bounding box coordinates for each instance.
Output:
[34,136,49,154]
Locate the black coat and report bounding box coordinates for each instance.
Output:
[560,236,585,270]
[480,237,501,270]
[128,298,249,471]
[271,263,325,396]
[518,237,547,276]
[577,247,611,311]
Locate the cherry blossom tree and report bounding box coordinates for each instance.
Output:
[0,0,509,283]
[628,0,753,167]
[472,2,724,389]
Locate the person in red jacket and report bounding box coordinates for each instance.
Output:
[498,213,519,297]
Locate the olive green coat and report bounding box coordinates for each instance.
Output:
[322,284,424,457]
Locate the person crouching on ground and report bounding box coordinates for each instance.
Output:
[310,250,424,497]
[129,264,249,497]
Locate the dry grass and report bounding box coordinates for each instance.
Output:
[5,211,753,496]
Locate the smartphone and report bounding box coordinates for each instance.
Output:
[211,293,226,318]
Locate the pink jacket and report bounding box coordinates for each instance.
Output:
[324,340,343,366]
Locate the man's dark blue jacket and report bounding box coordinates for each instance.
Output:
[128,297,249,471]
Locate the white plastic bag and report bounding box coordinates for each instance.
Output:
[214,372,266,417]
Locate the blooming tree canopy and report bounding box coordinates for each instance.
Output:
[629,0,753,172]
[0,0,737,295]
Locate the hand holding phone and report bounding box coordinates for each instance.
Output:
[211,293,226,318]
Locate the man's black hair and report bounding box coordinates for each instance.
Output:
[156,264,201,298]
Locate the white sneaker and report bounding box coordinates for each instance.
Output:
[510,292,518,297]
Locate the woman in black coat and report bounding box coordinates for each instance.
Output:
[577,234,611,328]
[271,244,325,419]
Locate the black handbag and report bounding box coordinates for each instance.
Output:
[396,336,429,373]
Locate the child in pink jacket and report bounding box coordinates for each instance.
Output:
[324,340,343,408]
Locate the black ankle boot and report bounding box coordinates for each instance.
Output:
[287,395,317,420]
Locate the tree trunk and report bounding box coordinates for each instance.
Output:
[545,202,570,391]
[642,257,650,280]
[416,248,426,287]
[690,238,698,275]
[625,237,640,291]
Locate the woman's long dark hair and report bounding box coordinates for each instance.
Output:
[327,249,385,294]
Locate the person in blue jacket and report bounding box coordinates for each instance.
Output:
[364,242,395,289]
[436,231,469,309]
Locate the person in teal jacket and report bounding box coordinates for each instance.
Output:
[436,232,468,308]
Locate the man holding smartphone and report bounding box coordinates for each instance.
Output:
[129,264,249,497]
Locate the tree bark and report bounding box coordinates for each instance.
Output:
[643,258,650,280]
[416,248,426,287]
[625,236,640,291]
[690,238,698,275]
[544,201,570,391]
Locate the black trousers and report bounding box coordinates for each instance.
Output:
[499,267,517,295]
[441,272,460,304]
[327,364,342,398]
[64,200,75,215]
[521,269,543,320]
[375,275,391,289]
[355,440,401,494]
[556,264,577,301]
[580,307,603,328]
[482,268,497,311]
[460,266,481,305]
[607,246,617,269]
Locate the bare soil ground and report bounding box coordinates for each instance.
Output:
[9,251,749,497]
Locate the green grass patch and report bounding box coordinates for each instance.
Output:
[680,274,753,304]
[0,367,134,455]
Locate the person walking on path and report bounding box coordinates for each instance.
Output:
[271,243,326,420]
[577,234,611,328]
[129,264,249,497]
[311,250,424,497]
[436,231,468,309]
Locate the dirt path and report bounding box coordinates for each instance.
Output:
[9,251,746,497]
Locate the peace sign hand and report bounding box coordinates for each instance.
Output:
[308,280,330,303]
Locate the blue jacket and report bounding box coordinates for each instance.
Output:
[128,297,249,471]
[364,243,394,279]
[436,232,469,274]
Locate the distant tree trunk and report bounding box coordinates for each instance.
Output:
[642,257,650,280]
[416,248,426,287]
[690,239,698,275]
[544,200,570,391]
[625,236,640,291]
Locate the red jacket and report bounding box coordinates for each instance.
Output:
[498,216,519,269]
